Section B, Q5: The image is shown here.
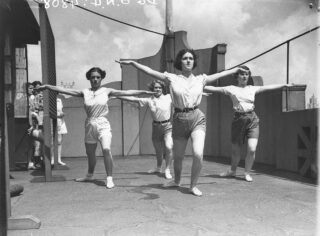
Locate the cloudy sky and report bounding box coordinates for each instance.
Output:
[27,0,319,102]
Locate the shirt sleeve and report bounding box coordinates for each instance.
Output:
[138,98,149,107]
[163,71,176,83]
[82,88,88,96]
[201,74,208,87]
[252,86,262,94]
[221,86,232,96]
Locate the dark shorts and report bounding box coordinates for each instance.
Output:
[172,108,206,140]
[152,121,172,142]
[231,111,259,144]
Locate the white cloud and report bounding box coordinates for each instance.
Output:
[27,0,318,100]
[143,4,164,32]
[70,29,95,44]
[172,0,251,48]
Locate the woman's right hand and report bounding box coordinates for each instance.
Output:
[115,60,133,66]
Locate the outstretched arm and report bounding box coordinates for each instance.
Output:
[205,67,242,85]
[109,89,155,97]
[203,86,226,94]
[116,96,142,103]
[257,83,294,94]
[35,85,83,97]
[116,60,167,81]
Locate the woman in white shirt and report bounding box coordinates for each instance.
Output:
[118,49,241,196]
[118,80,173,179]
[35,67,155,189]
[204,65,293,182]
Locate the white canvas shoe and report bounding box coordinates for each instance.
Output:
[105,176,115,189]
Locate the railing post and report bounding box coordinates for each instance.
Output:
[287,41,290,84]
[286,41,290,111]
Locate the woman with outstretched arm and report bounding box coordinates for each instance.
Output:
[118,49,242,196]
[204,65,294,182]
[35,67,155,189]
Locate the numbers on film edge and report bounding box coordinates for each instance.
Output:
[41,0,157,9]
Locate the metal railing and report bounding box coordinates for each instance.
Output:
[228,26,319,84]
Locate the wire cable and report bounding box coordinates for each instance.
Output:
[63,0,165,36]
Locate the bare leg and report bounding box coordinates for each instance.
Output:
[57,134,66,165]
[244,138,258,182]
[100,134,114,188]
[163,132,173,170]
[172,139,188,184]
[102,148,113,177]
[220,143,241,177]
[28,129,43,168]
[151,140,164,172]
[231,143,241,172]
[75,143,97,182]
[85,143,97,174]
[190,130,205,196]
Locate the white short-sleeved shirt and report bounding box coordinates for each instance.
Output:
[138,94,172,121]
[164,72,207,109]
[222,85,261,112]
[82,87,110,121]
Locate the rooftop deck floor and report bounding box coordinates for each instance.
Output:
[8,156,318,236]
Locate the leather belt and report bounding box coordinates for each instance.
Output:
[153,119,170,124]
[174,106,198,113]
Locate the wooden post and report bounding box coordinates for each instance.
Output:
[211,44,227,156]
[31,4,66,181]
[164,0,174,73]
[0,17,9,233]
[0,9,40,231]
[165,0,173,35]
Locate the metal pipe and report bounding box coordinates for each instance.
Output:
[287,41,290,84]
[165,0,173,35]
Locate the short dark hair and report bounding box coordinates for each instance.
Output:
[32,81,42,87]
[26,82,33,93]
[85,67,106,80]
[148,80,167,94]
[174,49,198,71]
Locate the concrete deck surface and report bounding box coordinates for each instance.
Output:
[8,156,318,236]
